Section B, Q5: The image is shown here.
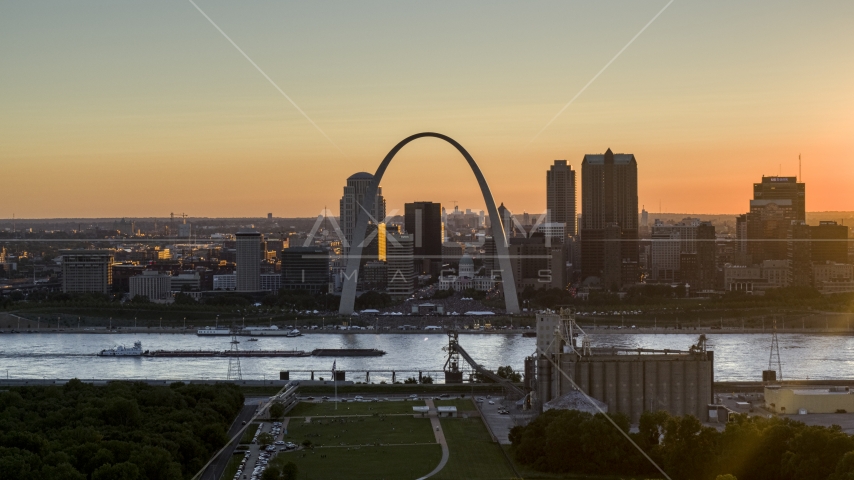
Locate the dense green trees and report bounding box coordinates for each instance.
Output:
[269,402,286,419]
[510,409,854,480]
[354,290,394,310]
[262,457,298,480]
[0,380,243,479]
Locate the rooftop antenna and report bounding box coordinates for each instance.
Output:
[799,154,802,182]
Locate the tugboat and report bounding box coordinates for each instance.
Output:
[98,341,144,356]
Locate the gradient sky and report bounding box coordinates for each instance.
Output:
[2,1,852,219]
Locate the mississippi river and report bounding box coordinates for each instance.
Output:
[1,332,853,383]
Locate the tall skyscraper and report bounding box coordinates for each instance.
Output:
[235,230,261,291]
[753,176,805,222]
[339,172,386,254]
[787,222,813,287]
[386,233,414,297]
[580,149,639,286]
[404,201,443,274]
[61,250,114,293]
[546,160,577,236]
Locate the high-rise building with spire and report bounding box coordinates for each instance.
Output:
[339,172,386,255]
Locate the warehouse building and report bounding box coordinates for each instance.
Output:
[765,386,854,414]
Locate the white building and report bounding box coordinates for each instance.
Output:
[813,262,854,293]
[649,218,702,281]
[129,271,171,302]
[724,260,790,293]
[61,250,114,294]
[170,272,201,292]
[438,254,496,292]
[213,273,236,291]
[261,273,281,292]
[535,222,566,242]
[650,229,681,281]
[387,233,414,297]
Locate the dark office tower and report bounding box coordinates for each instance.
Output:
[602,223,623,289]
[754,176,805,222]
[735,214,749,264]
[546,160,577,236]
[281,247,330,294]
[404,202,443,274]
[747,198,797,263]
[695,222,717,291]
[811,221,849,264]
[235,230,261,291]
[788,222,812,287]
[580,149,639,282]
[340,172,386,255]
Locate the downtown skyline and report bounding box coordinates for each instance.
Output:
[2,1,853,218]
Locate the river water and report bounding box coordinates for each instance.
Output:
[1,332,853,383]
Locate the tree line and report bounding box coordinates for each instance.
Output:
[0,380,243,479]
[510,409,854,480]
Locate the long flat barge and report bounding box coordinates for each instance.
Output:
[142,349,310,358]
[108,348,387,358]
[310,348,386,357]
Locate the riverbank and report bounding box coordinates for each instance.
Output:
[3,326,854,335]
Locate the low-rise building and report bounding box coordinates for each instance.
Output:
[765,386,854,414]
[129,271,171,302]
[213,273,236,291]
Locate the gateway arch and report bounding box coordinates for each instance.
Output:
[339,132,520,315]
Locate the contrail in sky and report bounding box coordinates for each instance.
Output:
[188,0,344,155]
[530,0,676,143]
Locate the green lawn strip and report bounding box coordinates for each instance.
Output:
[287,400,425,417]
[220,453,244,480]
[239,423,260,444]
[501,446,661,480]
[284,415,435,447]
[433,398,476,411]
[432,417,517,480]
[297,384,506,396]
[276,444,441,480]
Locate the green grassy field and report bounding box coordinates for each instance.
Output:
[432,417,517,480]
[274,444,442,480]
[284,415,435,447]
[297,384,506,395]
[239,423,259,444]
[287,400,426,417]
[220,453,244,480]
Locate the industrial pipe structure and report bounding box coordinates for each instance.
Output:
[339,132,520,315]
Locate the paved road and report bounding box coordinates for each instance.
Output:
[416,399,449,480]
[202,404,257,480]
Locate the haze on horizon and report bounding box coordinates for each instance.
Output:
[2,1,852,219]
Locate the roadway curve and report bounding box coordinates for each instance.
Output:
[417,399,449,480]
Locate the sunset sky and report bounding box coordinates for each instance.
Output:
[2,1,852,219]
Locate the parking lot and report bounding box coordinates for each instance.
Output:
[229,419,300,480]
